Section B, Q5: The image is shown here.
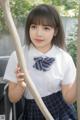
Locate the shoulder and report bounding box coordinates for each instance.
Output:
[54,46,76,71]
[58,48,76,75]
[57,47,73,63]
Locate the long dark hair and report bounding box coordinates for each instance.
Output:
[25,4,65,49]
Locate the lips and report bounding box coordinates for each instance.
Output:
[35,38,43,42]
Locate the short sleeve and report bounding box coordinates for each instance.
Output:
[62,56,76,85]
[3,51,18,83]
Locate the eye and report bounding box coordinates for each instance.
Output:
[44,26,51,30]
[30,24,36,29]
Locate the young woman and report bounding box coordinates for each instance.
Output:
[4,4,77,120]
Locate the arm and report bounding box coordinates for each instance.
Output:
[61,54,77,104]
[8,65,26,103]
[61,80,76,104]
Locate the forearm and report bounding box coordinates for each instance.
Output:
[62,81,76,104]
[8,81,26,103]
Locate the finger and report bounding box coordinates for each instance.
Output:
[16,72,25,78]
[15,65,22,74]
[17,78,25,82]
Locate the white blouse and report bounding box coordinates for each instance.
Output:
[4,44,76,99]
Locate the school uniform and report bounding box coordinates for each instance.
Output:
[4,44,77,120]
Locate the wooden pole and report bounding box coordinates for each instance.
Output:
[0,0,54,120]
[77,3,80,120]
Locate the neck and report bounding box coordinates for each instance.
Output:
[36,44,52,53]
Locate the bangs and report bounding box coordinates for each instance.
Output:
[31,15,54,27]
[28,7,56,27]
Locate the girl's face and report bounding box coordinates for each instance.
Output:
[29,24,55,53]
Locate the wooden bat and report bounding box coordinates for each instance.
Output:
[0,0,54,119]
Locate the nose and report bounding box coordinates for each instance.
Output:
[37,27,43,36]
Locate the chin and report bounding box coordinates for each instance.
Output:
[34,43,44,48]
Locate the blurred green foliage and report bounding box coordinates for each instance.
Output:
[0,0,79,33]
[67,25,77,65]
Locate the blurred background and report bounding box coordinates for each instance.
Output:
[0,0,79,61]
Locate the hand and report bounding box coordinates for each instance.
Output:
[16,65,26,88]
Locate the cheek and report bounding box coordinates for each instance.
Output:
[29,29,31,37]
[46,33,54,41]
[29,29,35,37]
[29,30,33,39]
[49,31,55,40]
